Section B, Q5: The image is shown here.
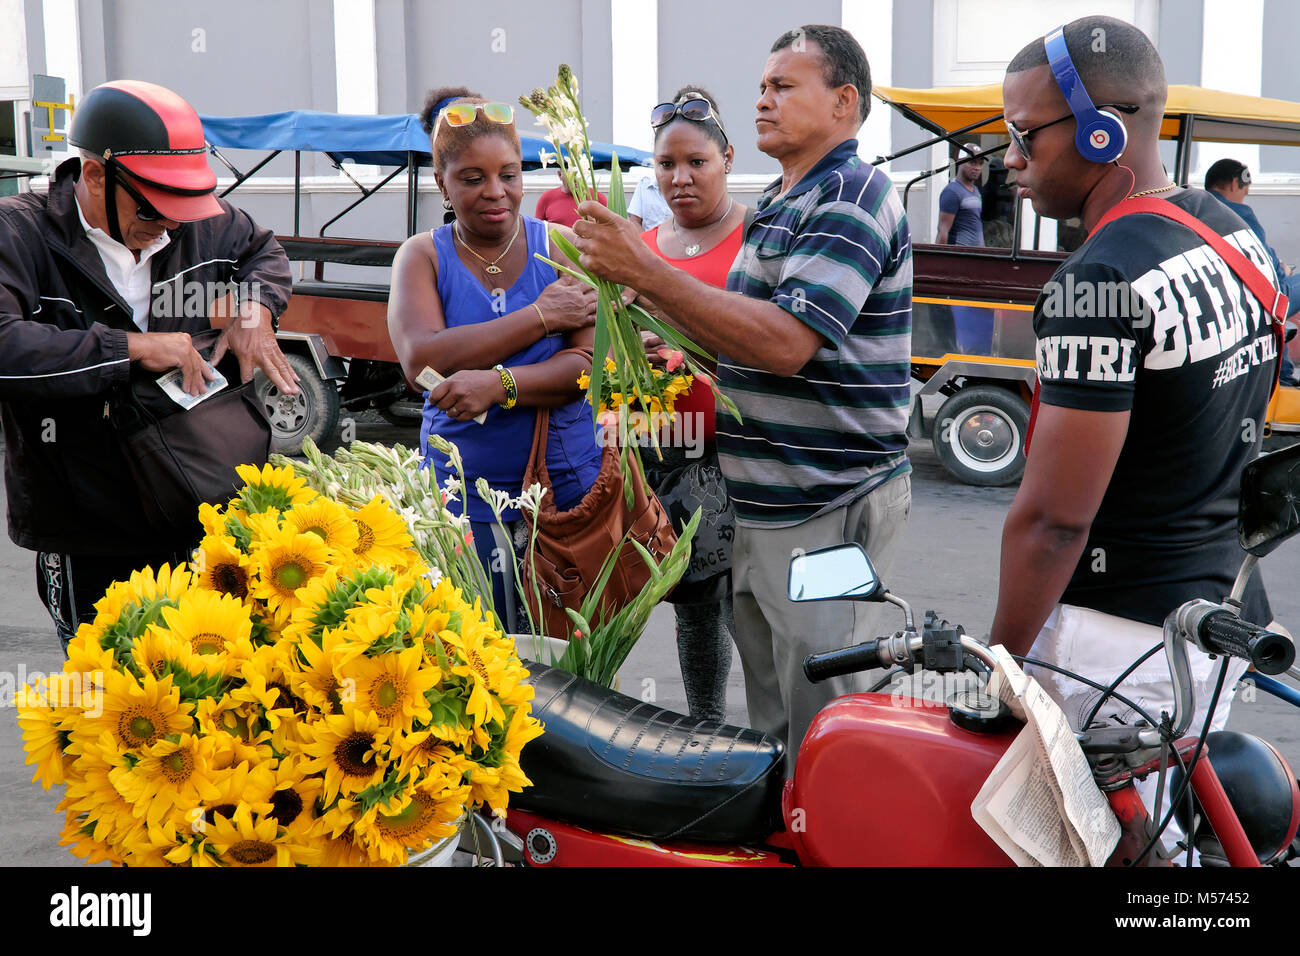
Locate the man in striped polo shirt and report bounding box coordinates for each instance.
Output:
[573,24,912,765]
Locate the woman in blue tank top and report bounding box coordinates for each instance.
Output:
[388,86,603,632]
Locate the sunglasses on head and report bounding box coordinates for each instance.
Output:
[1005,103,1138,160]
[650,98,727,140]
[114,172,165,223]
[437,102,515,129]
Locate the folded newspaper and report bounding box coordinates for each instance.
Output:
[971,645,1121,867]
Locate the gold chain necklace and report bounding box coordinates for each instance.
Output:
[454,218,521,275]
[1128,182,1177,199]
[672,199,735,256]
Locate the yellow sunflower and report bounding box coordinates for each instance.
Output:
[440,621,507,729]
[60,732,149,854]
[286,625,367,716]
[76,563,195,656]
[109,732,224,829]
[57,805,124,867]
[314,826,380,866]
[348,497,414,569]
[232,462,317,516]
[265,756,324,845]
[335,645,436,733]
[193,694,276,767]
[464,706,544,815]
[208,803,313,867]
[247,528,332,623]
[155,589,255,679]
[195,758,276,826]
[192,534,253,602]
[15,678,77,789]
[298,708,393,803]
[283,497,360,559]
[76,669,194,752]
[352,769,470,865]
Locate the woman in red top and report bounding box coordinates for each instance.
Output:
[637,87,747,722]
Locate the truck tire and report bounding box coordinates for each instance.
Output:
[254,352,341,456]
[932,385,1029,487]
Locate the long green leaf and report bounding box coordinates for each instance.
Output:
[535,253,596,288]
[607,152,627,218]
[548,229,586,271]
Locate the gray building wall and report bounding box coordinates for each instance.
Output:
[23,0,45,78]
[19,0,1300,256]
[1261,0,1300,176]
[657,0,840,177]
[403,0,594,131]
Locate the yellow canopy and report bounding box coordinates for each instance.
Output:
[874,83,1300,146]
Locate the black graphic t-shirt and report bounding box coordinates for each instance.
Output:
[1034,188,1276,627]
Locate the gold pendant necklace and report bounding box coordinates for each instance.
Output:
[455,218,521,275]
[672,199,734,257]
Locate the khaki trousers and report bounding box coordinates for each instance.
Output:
[731,474,911,773]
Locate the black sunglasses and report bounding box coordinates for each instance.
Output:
[650,98,728,141]
[114,172,166,222]
[1006,104,1139,160]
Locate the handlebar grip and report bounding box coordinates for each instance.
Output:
[804,640,884,684]
[1198,610,1295,675]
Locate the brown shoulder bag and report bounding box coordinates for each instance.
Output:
[520,402,677,640]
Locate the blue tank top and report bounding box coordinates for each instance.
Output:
[420,216,602,522]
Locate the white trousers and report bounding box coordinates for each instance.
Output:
[1024,603,1249,862]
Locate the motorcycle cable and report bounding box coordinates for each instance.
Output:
[1129,659,1230,867]
[1012,654,1161,729]
[1081,641,1166,731]
[869,667,908,693]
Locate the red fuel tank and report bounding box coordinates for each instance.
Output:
[787,692,1020,866]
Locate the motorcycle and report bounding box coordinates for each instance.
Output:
[468,443,1300,867]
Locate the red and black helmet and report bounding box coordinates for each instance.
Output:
[69,80,221,225]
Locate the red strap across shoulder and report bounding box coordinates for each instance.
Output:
[1025,196,1287,457]
[1090,197,1288,324]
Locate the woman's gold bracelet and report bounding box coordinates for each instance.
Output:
[531,301,550,335]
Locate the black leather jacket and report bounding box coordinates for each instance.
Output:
[0,159,291,554]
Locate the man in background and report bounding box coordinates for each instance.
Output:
[936,142,985,245]
[1205,158,1298,381]
[535,170,607,227]
[628,173,672,230]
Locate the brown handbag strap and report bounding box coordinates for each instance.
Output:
[526,406,551,478]
[524,344,595,480]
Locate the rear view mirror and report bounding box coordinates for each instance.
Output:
[1239,442,1300,557]
[788,543,885,602]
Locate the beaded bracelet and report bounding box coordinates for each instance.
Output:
[494,364,518,409]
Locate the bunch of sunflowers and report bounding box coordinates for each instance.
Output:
[577,354,695,434]
[16,463,542,866]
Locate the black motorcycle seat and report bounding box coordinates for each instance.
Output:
[512,663,786,844]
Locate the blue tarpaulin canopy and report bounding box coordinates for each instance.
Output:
[199,110,651,169]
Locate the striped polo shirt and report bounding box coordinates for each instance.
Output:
[720,138,912,526]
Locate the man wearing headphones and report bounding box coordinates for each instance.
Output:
[989,19,1280,755]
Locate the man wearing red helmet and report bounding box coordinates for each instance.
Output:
[0,80,297,650]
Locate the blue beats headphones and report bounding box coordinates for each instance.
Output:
[1044,25,1128,163]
